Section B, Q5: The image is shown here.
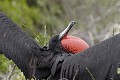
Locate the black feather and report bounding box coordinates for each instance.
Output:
[0,12,41,79]
[61,33,120,80]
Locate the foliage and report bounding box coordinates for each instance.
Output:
[35,33,50,46]
[0,55,10,73]
[0,0,40,32]
[0,1,51,79]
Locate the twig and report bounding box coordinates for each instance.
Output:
[44,25,47,46]
[89,1,120,28]
[6,64,16,80]
[113,28,115,36]
[59,78,68,80]
[88,31,94,45]
[73,70,79,80]
[47,75,52,80]
[22,24,38,37]
[86,67,95,80]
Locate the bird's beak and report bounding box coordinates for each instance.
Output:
[59,21,76,40]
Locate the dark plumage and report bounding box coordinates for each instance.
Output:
[0,12,40,78]
[0,12,94,80]
[60,33,120,80]
[0,12,70,79]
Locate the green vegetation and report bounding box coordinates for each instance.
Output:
[0,0,120,79]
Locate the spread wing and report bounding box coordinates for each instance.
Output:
[0,12,41,79]
[61,33,120,80]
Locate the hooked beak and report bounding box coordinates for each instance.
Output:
[59,21,76,40]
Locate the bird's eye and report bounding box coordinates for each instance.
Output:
[53,39,56,41]
[53,38,58,42]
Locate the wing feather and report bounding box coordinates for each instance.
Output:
[0,12,41,79]
[61,33,120,79]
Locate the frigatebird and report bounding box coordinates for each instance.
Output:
[0,12,89,79]
[49,21,89,54]
[60,30,120,80]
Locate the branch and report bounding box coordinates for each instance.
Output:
[6,64,16,80]
[73,70,79,80]
[89,1,120,28]
[86,67,95,80]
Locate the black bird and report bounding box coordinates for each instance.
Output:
[0,12,89,79]
[0,12,68,79]
[49,21,89,54]
[60,32,120,80]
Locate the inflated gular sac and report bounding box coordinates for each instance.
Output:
[49,21,89,54]
[61,35,89,54]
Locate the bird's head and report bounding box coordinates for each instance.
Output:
[49,21,89,54]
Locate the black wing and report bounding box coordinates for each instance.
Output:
[61,33,120,80]
[0,12,41,79]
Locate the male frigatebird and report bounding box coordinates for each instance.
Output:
[49,21,89,54]
[0,12,89,79]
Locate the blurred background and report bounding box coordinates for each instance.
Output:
[0,0,120,79]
